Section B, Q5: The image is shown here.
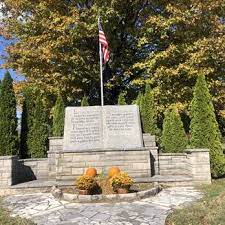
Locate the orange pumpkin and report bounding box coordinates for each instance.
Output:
[85,168,97,177]
[108,167,120,178]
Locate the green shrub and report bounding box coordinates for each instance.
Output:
[162,107,188,153]
[190,74,225,177]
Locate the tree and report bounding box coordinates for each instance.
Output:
[117,92,126,105]
[162,107,188,153]
[52,94,65,136]
[1,0,148,105]
[133,1,225,117]
[0,71,18,156]
[141,85,158,135]
[20,88,36,158]
[190,74,225,177]
[27,95,49,158]
[81,96,89,106]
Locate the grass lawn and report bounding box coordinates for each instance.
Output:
[166,178,225,225]
[0,198,35,225]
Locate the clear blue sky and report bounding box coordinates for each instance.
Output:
[0,36,24,117]
[0,36,24,81]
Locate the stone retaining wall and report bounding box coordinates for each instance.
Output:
[159,153,189,176]
[19,158,49,180]
[186,149,211,184]
[0,134,211,187]
[55,149,152,182]
[0,156,14,187]
[48,135,158,181]
[158,149,211,184]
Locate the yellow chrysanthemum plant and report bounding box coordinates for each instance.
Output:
[110,172,134,192]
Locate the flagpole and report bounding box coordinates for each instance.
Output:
[98,17,104,106]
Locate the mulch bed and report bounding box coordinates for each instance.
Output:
[61,175,154,195]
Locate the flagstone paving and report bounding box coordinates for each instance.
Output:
[3,187,202,225]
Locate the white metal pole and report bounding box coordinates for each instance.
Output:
[98,17,104,106]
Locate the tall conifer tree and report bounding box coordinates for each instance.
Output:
[141,85,158,135]
[52,94,65,136]
[81,96,89,106]
[190,74,225,177]
[118,92,126,105]
[27,95,49,158]
[0,72,18,156]
[162,108,188,153]
[20,89,35,158]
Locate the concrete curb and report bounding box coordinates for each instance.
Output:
[52,186,162,203]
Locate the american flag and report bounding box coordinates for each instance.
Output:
[98,22,110,64]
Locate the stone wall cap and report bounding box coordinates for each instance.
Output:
[49,137,63,140]
[57,147,151,153]
[185,148,209,153]
[0,155,17,160]
[159,153,187,156]
[19,158,48,162]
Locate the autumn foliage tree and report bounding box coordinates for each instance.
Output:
[0,0,149,105]
[132,1,225,117]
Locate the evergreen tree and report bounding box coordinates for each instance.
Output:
[135,92,143,107]
[118,92,126,105]
[20,89,35,158]
[190,74,225,177]
[141,85,158,135]
[135,92,144,117]
[27,95,49,158]
[162,108,188,153]
[52,94,65,136]
[0,72,18,156]
[81,95,89,106]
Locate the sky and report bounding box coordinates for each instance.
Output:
[0,36,24,81]
[0,36,24,117]
[0,3,24,81]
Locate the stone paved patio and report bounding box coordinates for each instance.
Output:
[3,187,202,225]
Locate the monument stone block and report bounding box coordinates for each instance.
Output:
[63,105,143,151]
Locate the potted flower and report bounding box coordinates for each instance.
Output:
[76,175,96,195]
[110,172,134,194]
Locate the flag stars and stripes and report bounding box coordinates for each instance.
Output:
[99,23,110,64]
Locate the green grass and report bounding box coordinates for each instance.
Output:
[0,198,35,225]
[166,179,225,225]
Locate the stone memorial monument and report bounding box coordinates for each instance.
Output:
[63,105,143,151]
[48,105,154,182]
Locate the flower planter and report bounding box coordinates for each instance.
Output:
[79,189,89,195]
[117,188,129,194]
